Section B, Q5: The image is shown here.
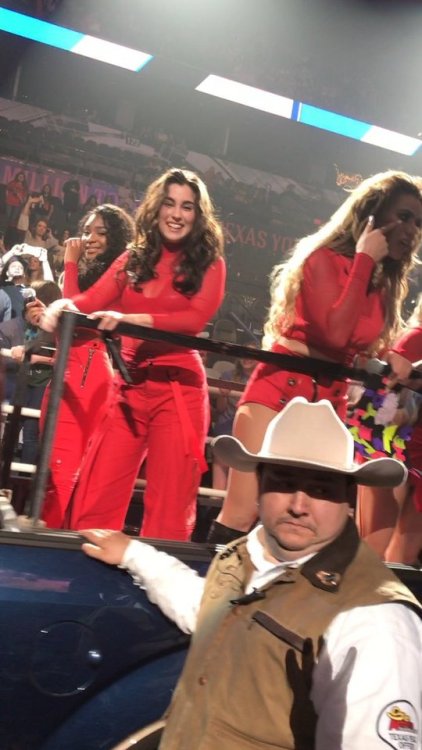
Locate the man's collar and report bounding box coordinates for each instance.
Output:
[301,517,360,592]
[247,525,315,574]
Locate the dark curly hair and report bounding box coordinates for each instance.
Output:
[0,255,29,285]
[125,168,224,296]
[77,204,135,291]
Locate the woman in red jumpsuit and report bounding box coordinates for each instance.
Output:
[40,204,135,528]
[42,168,225,540]
[208,170,422,545]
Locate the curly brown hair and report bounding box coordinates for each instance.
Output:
[125,168,224,296]
[77,204,135,291]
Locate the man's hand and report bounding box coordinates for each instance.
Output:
[80,529,132,565]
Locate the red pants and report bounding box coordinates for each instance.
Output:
[70,366,210,541]
[41,337,114,528]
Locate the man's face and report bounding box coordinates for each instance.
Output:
[258,465,352,562]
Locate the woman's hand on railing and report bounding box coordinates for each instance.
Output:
[39,298,79,332]
[87,310,124,331]
[384,350,413,387]
[87,311,153,331]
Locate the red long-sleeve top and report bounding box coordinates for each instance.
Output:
[276,246,385,364]
[63,261,82,297]
[393,327,422,364]
[69,247,226,372]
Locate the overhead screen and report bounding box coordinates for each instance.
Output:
[0,7,420,156]
[196,75,422,157]
[0,7,153,71]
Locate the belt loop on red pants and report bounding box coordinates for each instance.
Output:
[169,378,208,474]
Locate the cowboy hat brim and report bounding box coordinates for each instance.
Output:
[212,435,407,488]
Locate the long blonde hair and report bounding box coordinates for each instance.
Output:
[263,170,422,353]
[407,293,422,328]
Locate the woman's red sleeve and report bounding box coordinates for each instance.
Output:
[392,327,422,363]
[301,247,376,349]
[63,261,80,297]
[152,257,226,334]
[71,253,128,312]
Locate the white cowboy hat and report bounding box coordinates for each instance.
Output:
[212,397,407,487]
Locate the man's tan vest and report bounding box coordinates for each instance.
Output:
[160,519,421,750]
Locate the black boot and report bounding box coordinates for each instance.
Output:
[206,519,244,548]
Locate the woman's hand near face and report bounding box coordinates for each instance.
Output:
[64,237,85,264]
[356,215,401,263]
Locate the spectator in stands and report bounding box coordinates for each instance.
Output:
[31,184,55,224]
[10,279,61,465]
[0,294,26,402]
[209,170,422,545]
[81,194,98,214]
[49,228,70,282]
[6,171,28,226]
[40,168,226,540]
[0,255,31,320]
[22,247,55,282]
[117,179,136,212]
[1,242,55,283]
[16,194,43,236]
[62,178,81,230]
[24,216,57,252]
[16,208,57,281]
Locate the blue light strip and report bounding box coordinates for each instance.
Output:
[0,7,153,72]
[196,75,422,156]
[297,103,371,141]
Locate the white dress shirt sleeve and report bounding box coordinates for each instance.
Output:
[312,602,422,750]
[121,540,205,634]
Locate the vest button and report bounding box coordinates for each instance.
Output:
[287,378,297,386]
[198,675,207,685]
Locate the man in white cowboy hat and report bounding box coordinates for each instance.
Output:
[80,397,422,750]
